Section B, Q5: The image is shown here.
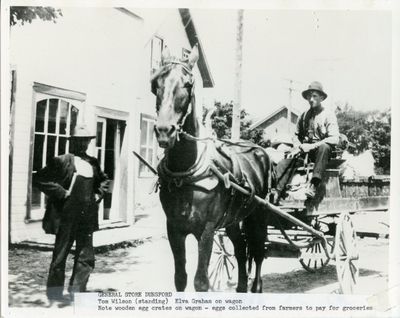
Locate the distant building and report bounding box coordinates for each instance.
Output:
[250,106,300,145]
[8,8,214,243]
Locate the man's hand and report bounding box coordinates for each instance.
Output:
[95,193,103,204]
[287,147,301,158]
[299,143,317,153]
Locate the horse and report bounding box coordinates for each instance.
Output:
[151,44,271,292]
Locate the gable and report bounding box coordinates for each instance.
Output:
[251,106,299,130]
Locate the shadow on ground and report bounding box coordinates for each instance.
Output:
[260,265,381,293]
[8,246,142,308]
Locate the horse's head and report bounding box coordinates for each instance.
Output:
[151,44,199,149]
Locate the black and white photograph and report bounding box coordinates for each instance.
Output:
[1,1,399,317]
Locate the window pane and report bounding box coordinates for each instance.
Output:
[59,100,69,135]
[139,147,147,175]
[48,99,58,133]
[140,120,148,146]
[151,37,163,72]
[33,134,44,171]
[148,149,153,164]
[58,137,67,155]
[97,149,102,161]
[148,121,155,147]
[70,105,79,135]
[35,100,46,132]
[96,122,103,147]
[31,185,41,209]
[152,135,158,164]
[182,48,190,60]
[46,135,56,164]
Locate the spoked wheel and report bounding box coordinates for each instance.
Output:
[334,212,359,294]
[299,238,334,273]
[208,230,236,291]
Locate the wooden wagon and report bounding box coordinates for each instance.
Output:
[209,157,390,294]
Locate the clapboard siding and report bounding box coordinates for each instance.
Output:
[8,8,213,243]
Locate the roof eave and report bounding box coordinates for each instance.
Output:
[250,105,300,130]
[179,8,214,88]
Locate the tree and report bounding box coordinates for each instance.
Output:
[336,106,391,174]
[209,102,264,145]
[10,7,62,26]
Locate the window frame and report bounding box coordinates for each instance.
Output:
[182,47,190,61]
[150,36,164,74]
[139,113,158,178]
[27,84,85,222]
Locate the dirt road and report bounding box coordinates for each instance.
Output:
[8,211,389,307]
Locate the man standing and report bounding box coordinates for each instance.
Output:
[275,81,339,200]
[34,125,108,304]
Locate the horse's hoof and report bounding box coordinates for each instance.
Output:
[236,286,247,293]
[194,281,209,292]
[251,283,263,293]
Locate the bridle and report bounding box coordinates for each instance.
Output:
[151,60,196,139]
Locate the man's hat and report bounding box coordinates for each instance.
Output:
[69,124,96,139]
[302,81,328,100]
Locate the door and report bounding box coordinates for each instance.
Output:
[96,116,126,224]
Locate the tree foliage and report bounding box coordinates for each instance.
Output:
[209,102,264,145]
[10,7,62,26]
[336,105,391,174]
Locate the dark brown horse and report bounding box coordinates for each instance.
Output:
[152,44,270,292]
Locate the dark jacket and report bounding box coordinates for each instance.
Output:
[33,153,108,235]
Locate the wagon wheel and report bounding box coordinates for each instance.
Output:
[299,237,334,273]
[335,212,359,294]
[298,218,334,273]
[209,231,236,291]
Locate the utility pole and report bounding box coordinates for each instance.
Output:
[283,78,302,133]
[232,9,243,141]
[287,79,294,130]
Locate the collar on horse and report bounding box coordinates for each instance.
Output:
[157,140,215,191]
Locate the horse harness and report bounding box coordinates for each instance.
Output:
[153,60,267,227]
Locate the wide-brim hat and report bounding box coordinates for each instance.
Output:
[69,125,96,139]
[302,81,328,100]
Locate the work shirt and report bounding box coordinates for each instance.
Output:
[296,106,339,145]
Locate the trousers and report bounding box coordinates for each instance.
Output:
[46,216,95,300]
[274,142,333,193]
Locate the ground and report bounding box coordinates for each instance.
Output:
[8,210,389,308]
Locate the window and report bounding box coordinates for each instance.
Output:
[96,118,107,170]
[150,36,163,74]
[31,98,79,212]
[182,48,190,61]
[139,114,158,177]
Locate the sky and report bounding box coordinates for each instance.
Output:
[190,9,392,120]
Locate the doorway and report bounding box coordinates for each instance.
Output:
[96,116,127,224]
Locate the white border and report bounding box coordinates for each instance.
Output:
[1,1,399,317]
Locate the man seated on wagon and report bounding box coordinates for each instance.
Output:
[274,81,340,201]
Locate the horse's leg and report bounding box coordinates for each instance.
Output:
[246,212,267,293]
[194,222,215,291]
[226,223,248,293]
[167,221,187,291]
